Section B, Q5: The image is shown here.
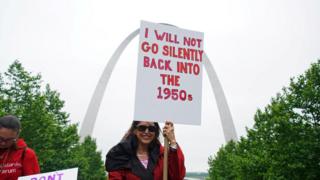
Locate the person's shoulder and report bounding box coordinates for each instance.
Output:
[16,139,36,154]
[24,147,38,159]
[25,147,36,154]
[16,138,27,148]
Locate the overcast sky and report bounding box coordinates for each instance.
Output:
[1,0,319,172]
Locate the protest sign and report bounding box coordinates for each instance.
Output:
[134,20,204,125]
[18,168,78,180]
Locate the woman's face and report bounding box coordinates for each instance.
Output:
[0,127,18,149]
[134,121,157,145]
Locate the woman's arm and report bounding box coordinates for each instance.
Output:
[168,145,186,180]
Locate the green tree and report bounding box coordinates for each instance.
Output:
[207,141,238,180]
[67,137,106,180]
[0,60,106,179]
[208,60,320,179]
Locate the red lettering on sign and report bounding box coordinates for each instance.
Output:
[160,74,180,86]
[143,56,172,71]
[154,30,179,44]
[176,61,200,75]
[141,41,158,54]
[183,37,202,48]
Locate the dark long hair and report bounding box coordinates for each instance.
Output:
[122,121,161,147]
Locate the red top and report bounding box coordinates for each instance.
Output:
[108,146,186,180]
[0,139,40,179]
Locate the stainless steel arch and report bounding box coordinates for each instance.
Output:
[203,54,238,141]
[79,29,139,141]
[79,28,238,142]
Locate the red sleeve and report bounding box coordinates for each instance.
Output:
[22,148,40,175]
[168,146,186,180]
[108,170,125,180]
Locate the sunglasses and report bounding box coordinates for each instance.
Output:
[0,136,17,143]
[135,125,157,133]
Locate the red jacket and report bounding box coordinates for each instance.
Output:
[108,145,185,180]
[0,139,40,179]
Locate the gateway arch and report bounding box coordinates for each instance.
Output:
[79,28,238,142]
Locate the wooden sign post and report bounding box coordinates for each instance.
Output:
[163,137,169,180]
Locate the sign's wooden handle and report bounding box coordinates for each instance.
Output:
[163,137,169,180]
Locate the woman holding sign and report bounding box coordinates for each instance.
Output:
[0,115,40,179]
[105,121,185,180]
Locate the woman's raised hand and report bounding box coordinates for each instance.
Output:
[163,121,177,146]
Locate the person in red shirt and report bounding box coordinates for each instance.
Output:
[0,115,40,179]
[105,120,186,180]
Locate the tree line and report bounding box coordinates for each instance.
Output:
[0,61,106,179]
[208,60,320,179]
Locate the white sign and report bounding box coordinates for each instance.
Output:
[18,168,78,180]
[134,20,204,125]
